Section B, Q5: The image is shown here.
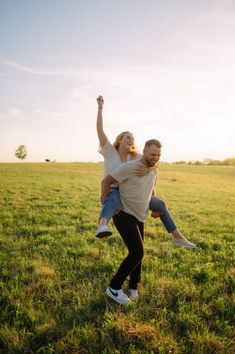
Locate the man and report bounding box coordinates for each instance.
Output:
[102,139,162,305]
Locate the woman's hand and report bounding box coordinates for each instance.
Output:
[97,95,104,109]
[134,165,150,176]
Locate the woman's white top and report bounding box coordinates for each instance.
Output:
[99,139,141,186]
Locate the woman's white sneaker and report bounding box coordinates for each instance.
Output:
[129,289,139,300]
[106,287,131,305]
[173,238,197,249]
[95,225,113,238]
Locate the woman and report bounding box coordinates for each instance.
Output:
[95,95,196,249]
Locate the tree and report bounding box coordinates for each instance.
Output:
[15,145,27,161]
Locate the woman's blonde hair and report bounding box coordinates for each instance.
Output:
[113,131,138,159]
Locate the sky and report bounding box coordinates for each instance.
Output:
[0,0,235,163]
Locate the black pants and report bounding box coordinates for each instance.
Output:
[109,211,144,290]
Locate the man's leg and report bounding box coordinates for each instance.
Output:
[109,211,144,290]
[128,219,144,290]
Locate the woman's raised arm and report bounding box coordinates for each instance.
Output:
[96,95,108,148]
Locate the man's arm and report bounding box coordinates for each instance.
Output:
[96,95,108,148]
[101,175,118,204]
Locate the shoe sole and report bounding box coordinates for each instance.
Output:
[95,231,112,238]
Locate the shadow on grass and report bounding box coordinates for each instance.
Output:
[65,297,107,327]
[23,297,107,353]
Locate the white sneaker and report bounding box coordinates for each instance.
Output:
[173,238,197,249]
[95,225,112,238]
[106,287,131,305]
[129,289,139,300]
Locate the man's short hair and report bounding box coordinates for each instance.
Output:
[144,139,162,148]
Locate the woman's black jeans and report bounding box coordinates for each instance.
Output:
[109,211,144,290]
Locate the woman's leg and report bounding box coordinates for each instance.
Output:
[96,187,121,238]
[149,196,196,248]
[109,211,144,290]
[149,196,176,233]
[100,187,121,223]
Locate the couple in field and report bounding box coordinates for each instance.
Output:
[95,95,196,305]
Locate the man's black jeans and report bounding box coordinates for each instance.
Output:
[109,211,144,290]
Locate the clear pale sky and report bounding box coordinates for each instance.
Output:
[0,0,235,162]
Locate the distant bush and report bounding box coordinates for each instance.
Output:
[15,145,27,161]
[207,158,235,166]
[222,158,235,166]
[174,161,187,165]
[174,157,235,166]
[207,160,223,165]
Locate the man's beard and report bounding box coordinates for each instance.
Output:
[145,159,157,167]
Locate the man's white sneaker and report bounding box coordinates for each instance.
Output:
[95,225,112,238]
[129,289,139,300]
[173,238,197,249]
[106,287,131,305]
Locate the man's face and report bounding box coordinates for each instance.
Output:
[143,145,161,167]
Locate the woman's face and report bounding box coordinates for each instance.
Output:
[120,133,135,150]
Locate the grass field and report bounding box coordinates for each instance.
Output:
[0,162,234,353]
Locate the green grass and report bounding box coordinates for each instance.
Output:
[0,162,234,353]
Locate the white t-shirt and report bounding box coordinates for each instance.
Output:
[99,139,141,187]
[99,139,141,176]
[110,159,157,222]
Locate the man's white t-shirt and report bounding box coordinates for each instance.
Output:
[110,160,157,222]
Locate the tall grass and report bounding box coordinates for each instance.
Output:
[0,163,234,353]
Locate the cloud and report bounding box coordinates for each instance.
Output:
[0,59,78,76]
